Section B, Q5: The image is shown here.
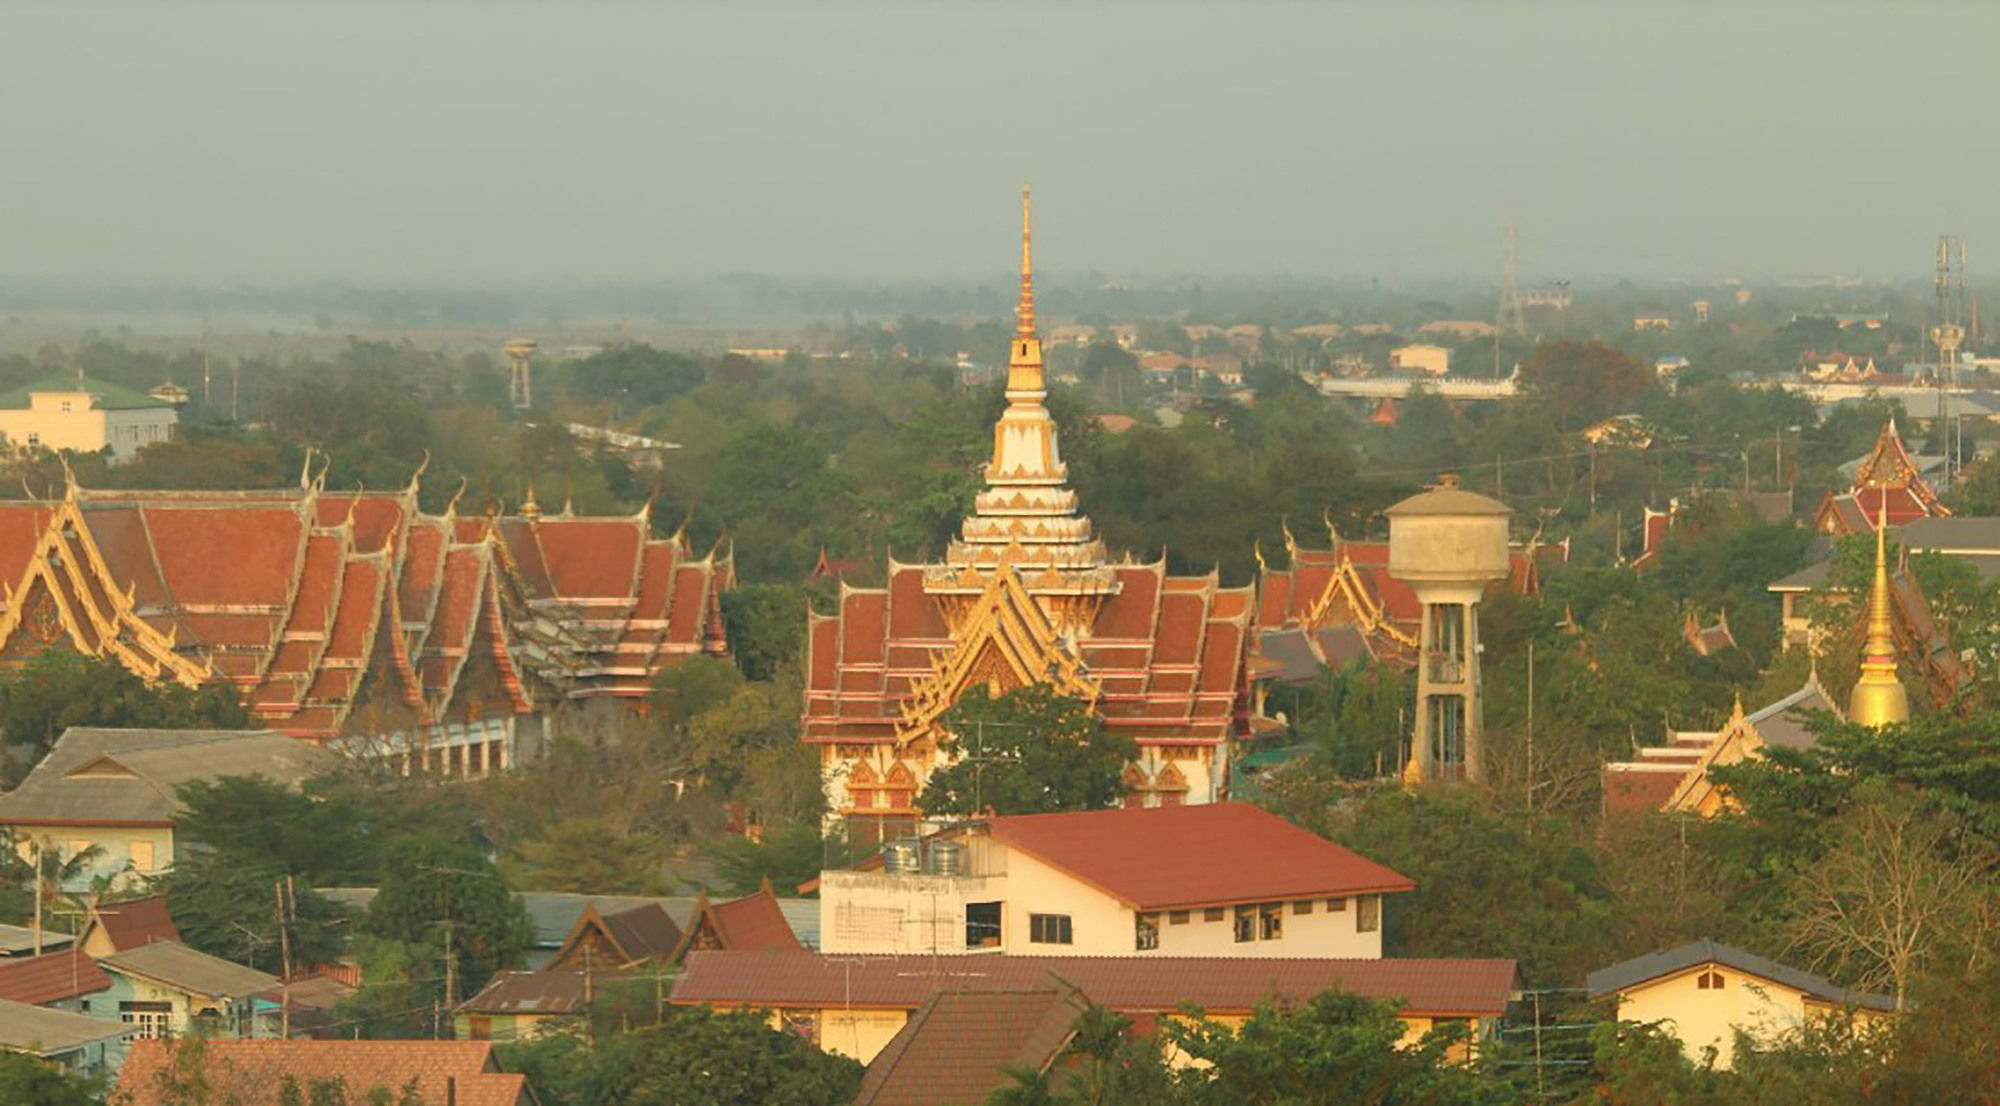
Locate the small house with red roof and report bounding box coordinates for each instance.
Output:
[819,803,1412,961]
[78,894,181,958]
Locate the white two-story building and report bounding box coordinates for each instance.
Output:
[818,803,1414,960]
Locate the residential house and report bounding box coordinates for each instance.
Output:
[0,948,112,1017]
[0,997,131,1075]
[0,728,331,891]
[853,978,1091,1106]
[817,804,1412,959]
[77,895,180,958]
[548,901,683,973]
[456,970,595,1043]
[0,376,177,463]
[673,949,1517,1064]
[1388,345,1451,377]
[114,1039,535,1106]
[1602,676,1836,817]
[671,885,803,962]
[0,924,73,958]
[1588,939,1892,1068]
[96,941,282,1041]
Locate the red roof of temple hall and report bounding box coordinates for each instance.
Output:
[0,482,729,739]
[1815,418,1949,535]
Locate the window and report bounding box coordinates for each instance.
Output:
[1135,913,1160,951]
[1697,971,1725,990]
[27,433,40,447]
[1326,897,1347,912]
[121,1001,172,1040]
[965,902,1002,949]
[1259,903,1283,940]
[1168,910,1190,925]
[1233,905,1256,943]
[1293,900,1314,916]
[59,401,72,413]
[1029,914,1072,945]
[129,840,155,872]
[780,1009,819,1042]
[1357,895,1380,933]
[1203,906,1225,923]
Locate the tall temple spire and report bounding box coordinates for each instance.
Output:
[931,188,1113,596]
[1848,499,1910,727]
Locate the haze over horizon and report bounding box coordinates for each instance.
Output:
[7,2,1995,288]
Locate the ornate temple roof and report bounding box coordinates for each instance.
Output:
[0,480,729,738]
[1815,418,1949,535]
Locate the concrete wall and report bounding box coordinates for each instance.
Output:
[1146,894,1383,959]
[10,825,175,892]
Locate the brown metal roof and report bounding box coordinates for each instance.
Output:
[115,1039,530,1106]
[0,949,110,1006]
[456,970,595,1016]
[0,728,325,827]
[672,951,1517,1018]
[99,941,280,1000]
[855,981,1088,1106]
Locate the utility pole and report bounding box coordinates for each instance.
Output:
[1525,642,1535,815]
[31,841,42,956]
[276,877,295,1039]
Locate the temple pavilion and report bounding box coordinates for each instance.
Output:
[0,474,730,774]
[1814,417,1949,535]
[801,189,1254,841]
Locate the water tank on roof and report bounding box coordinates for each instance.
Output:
[882,839,922,874]
[925,840,963,877]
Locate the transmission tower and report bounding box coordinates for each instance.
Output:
[1931,235,1967,488]
[1498,223,1526,336]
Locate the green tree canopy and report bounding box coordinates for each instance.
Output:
[0,649,248,773]
[919,684,1136,817]
[364,837,532,1003]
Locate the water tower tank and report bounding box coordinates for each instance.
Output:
[1386,477,1511,599]
[504,337,539,360]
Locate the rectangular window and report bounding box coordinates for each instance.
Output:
[1029,914,1072,945]
[1203,906,1225,923]
[1168,910,1190,925]
[1233,905,1255,943]
[1259,903,1283,940]
[1327,897,1347,912]
[1135,912,1160,951]
[129,841,155,872]
[121,1001,172,1040]
[1292,900,1314,916]
[965,902,1002,949]
[1358,895,1380,933]
[780,1009,819,1042]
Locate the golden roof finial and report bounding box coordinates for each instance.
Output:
[1849,497,1909,727]
[1017,180,1036,339]
[522,482,541,521]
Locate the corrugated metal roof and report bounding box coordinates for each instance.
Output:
[0,997,132,1055]
[1588,939,1892,1013]
[673,951,1517,1018]
[116,1040,529,1106]
[855,983,1087,1106]
[0,949,110,1006]
[100,941,281,1000]
[0,728,328,826]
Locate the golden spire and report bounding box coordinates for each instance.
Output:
[1848,499,1909,727]
[1017,181,1035,338]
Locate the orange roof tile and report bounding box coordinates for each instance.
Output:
[114,1039,530,1106]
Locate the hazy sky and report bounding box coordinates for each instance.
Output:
[6,2,1996,285]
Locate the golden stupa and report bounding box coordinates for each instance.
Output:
[1847,501,1910,728]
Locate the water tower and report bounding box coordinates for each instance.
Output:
[504,337,538,411]
[1387,475,1511,784]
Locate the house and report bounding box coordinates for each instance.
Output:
[0,948,112,1015]
[0,376,177,463]
[671,884,803,962]
[1632,316,1673,332]
[547,901,683,973]
[0,924,73,959]
[672,949,1517,1064]
[96,941,282,1041]
[1388,345,1451,377]
[0,729,332,891]
[853,978,1091,1106]
[817,804,1412,959]
[78,895,181,957]
[455,970,595,1043]
[0,997,131,1075]
[1588,939,1892,1068]
[1602,675,1837,817]
[114,1039,535,1106]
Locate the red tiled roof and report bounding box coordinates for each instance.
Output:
[89,894,180,952]
[985,804,1412,910]
[0,949,110,1006]
[672,951,1518,1019]
[115,1039,530,1106]
[855,983,1089,1106]
[708,889,803,952]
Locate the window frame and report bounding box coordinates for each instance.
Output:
[1029,913,1073,946]
[1357,894,1380,933]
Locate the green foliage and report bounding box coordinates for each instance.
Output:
[563,344,707,412]
[921,684,1137,816]
[720,581,825,683]
[364,837,532,1002]
[162,851,348,974]
[710,822,851,896]
[575,1008,864,1106]
[0,1050,105,1106]
[0,648,248,771]
[1517,340,1654,429]
[174,775,374,884]
[329,936,433,1040]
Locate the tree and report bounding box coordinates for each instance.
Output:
[173,776,374,885]
[163,851,348,974]
[579,1008,863,1106]
[1517,341,1653,429]
[0,648,248,772]
[1783,785,1996,1009]
[364,837,533,1004]
[919,684,1137,817]
[0,1050,105,1106]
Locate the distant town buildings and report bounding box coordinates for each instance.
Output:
[1389,344,1451,376]
[0,377,177,463]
